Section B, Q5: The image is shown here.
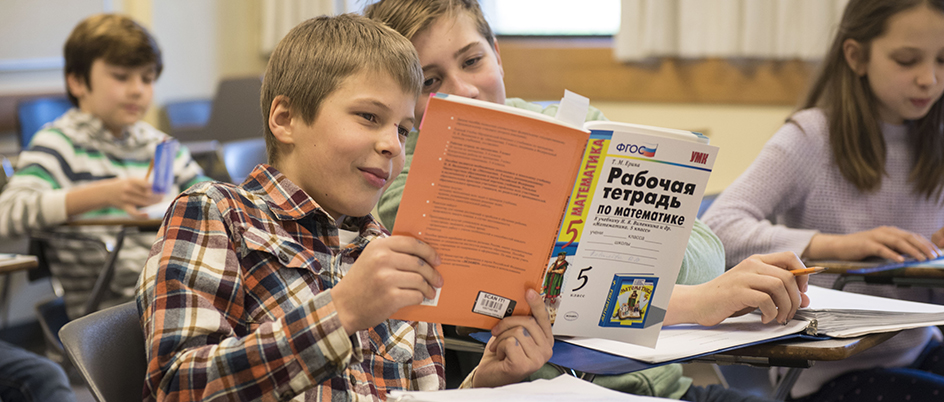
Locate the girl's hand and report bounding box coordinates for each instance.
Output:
[804,226,941,262]
[666,251,810,327]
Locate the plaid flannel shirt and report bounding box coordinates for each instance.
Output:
[136,165,445,401]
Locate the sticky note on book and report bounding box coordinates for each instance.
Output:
[152,139,178,194]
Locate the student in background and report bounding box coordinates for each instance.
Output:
[0,14,209,319]
[702,0,944,399]
[366,1,809,400]
[137,14,555,401]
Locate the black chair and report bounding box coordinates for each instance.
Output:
[16,95,72,148]
[59,301,146,402]
[174,76,264,144]
[28,227,130,365]
[173,77,264,183]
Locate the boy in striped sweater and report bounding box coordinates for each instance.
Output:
[0,14,210,318]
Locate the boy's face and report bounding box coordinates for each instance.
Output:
[410,12,506,123]
[280,70,415,219]
[67,59,156,136]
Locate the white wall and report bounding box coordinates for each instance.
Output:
[593,102,793,194]
[0,0,109,94]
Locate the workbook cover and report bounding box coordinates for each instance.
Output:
[392,94,717,347]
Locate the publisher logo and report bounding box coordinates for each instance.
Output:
[615,142,658,157]
[563,311,579,321]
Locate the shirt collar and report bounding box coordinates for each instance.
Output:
[245,164,386,238]
[63,108,148,146]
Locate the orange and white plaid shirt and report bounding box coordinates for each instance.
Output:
[136,164,445,401]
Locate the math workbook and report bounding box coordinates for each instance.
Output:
[392,94,717,347]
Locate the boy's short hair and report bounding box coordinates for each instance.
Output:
[261,13,423,166]
[64,14,163,107]
[364,0,496,48]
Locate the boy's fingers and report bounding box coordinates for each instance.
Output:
[385,236,441,265]
[381,255,440,300]
[755,251,806,271]
[375,236,443,288]
[525,289,554,340]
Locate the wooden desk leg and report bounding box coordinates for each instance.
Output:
[772,367,804,401]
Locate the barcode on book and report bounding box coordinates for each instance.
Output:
[471,291,516,319]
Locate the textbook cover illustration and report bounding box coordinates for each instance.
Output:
[391,94,717,347]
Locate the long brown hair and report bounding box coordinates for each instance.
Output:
[802,0,944,200]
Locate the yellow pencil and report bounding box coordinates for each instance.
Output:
[790,267,826,276]
[145,159,154,181]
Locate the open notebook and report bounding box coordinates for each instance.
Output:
[559,285,944,365]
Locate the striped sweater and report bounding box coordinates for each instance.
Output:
[0,108,210,317]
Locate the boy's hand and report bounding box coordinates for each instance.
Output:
[332,236,442,335]
[666,251,811,327]
[804,227,941,262]
[472,289,554,388]
[67,177,162,218]
[105,177,163,218]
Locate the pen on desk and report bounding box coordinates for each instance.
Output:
[790,267,826,276]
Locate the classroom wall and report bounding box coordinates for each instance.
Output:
[592,102,794,194]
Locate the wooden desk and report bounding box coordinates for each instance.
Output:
[707,331,899,400]
[65,217,163,229]
[810,259,944,290]
[0,254,39,328]
[0,254,38,274]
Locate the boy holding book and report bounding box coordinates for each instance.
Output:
[366,1,810,400]
[136,14,553,401]
[0,14,209,319]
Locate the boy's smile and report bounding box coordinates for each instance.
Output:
[275,70,415,219]
[67,59,156,137]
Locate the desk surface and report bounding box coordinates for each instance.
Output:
[717,331,897,362]
[0,254,38,274]
[811,259,944,276]
[65,217,163,228]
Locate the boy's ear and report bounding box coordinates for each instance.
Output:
[268,95,295,145]
[66,73,88,101]
[843,38,867,77]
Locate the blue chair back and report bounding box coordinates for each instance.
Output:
[222,138,267,184]
[163,99,212,129]
[17,96,72,148]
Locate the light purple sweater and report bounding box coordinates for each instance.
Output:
[703,108,944,397]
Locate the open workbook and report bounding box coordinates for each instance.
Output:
[559,285,944,365]
[390,93,718,347]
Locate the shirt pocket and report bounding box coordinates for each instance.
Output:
[237,225,322,327]
[238,225,311,272]
[365,320,416,363]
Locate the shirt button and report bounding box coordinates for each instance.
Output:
[278,251,290,264]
